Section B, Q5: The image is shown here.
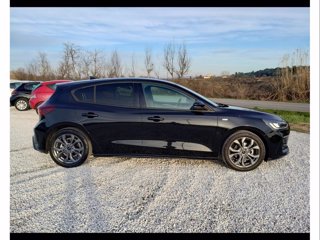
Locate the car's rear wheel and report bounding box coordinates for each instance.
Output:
[14,98,29,111]
[49,128,91,168]
[222,130,266,171]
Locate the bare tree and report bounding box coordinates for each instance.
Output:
[90,49,105,78]
[37,52,52,80]
[79,50,91,79]
[144,48,154,77]
[26,61,39,81]
[57,42,82,79]
[163,42,176,79]
[153,67,160,79]
[175,43,191,79]
[11,68,28,80]
[107,50,122,77]
[130,53,136,77]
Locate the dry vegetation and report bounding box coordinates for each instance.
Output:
[175,49,309,103]
[10,44,309,102]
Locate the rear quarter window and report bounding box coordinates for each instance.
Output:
[47,84,57,90]
[73,86,94,103]
[21,82,40,91]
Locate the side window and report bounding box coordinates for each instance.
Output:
[142,83,195,110]
[24,83,40,91]
[73,86,94,103]
[96,83,136,108]
[47,84,57,90]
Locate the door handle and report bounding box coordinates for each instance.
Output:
[147,116,164,122]
[81,112,99,118]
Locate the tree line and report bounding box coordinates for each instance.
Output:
[234,66,310,78]
[11,42,191,81]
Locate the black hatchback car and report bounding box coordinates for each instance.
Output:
[33,78,290,171]
[10,81,41,111]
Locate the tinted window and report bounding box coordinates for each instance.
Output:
[47,84,57,90]
[10,83,21,89]
[142,83,195,110]
[73,86,94,103]
[96,83,136,108]
[32,83,42,91]
[23,83,40,91]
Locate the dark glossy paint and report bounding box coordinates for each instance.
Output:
[33,78,290,161]
[10,81,41,106]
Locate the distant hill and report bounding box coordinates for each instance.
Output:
[234,66,310,78]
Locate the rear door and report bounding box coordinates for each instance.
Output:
[77,82,144,155]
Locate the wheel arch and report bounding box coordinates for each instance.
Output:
[219,126,270,160]
[45,122,97,154]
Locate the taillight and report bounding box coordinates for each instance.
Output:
[38,105,55,118]
[11,89,17,95]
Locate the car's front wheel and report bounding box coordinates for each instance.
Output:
[222,130,266,171]
[14,98,29,111]
[49,127,91,168]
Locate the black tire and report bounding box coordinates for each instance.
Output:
[49,127,91,168]
[222,130,266,171]
[14,98,29,111]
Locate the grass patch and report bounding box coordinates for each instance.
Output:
[253,107,310,133]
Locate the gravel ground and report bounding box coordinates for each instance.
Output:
[10,108,310,233]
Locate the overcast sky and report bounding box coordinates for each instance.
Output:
[10,7,309,77]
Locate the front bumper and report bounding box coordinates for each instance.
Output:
[266,127,290,160]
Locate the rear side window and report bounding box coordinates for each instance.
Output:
[73,86,94,103]
[23,83,40,91]
[32,83,42,91]
[47,84,57,90]
[96,83,137,108]
[10,82,21,89]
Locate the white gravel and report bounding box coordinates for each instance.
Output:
[10,108,310,233]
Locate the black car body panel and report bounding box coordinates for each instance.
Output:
[10,81,41,106]
[33,78,290,162]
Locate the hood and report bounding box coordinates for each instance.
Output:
[219,105,284,121]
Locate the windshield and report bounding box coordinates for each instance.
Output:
[175,83,219,107]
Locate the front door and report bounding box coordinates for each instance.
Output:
[137,82,219,158]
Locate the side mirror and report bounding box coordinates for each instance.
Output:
[191,101,207,111]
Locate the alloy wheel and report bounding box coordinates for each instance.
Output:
[16,99,28,111]
[228,137,261,168]
[52,133,85,164]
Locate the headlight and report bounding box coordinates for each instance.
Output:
[263,120,288,130]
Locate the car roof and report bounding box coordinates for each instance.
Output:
[56,77,182,89]
[19,81,41,85]
[40,80,72,85]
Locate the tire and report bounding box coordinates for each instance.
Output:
[49,127,91,168]
[222,130,266,171]
[14,98,29,111]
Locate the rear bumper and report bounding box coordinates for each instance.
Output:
[10,96,17,106]
[29,98,37,109]
[32,121,48,153]
[32,135,46,153]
